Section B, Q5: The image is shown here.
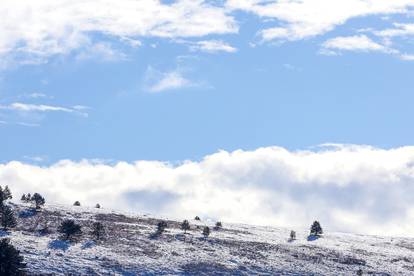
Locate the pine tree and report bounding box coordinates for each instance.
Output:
[310,221,323,236]
[194,216,200,221]
[91,222,105,241]
[157,221,167,234]
[214,221,222,230]
[1,205,17,231]
[20,194,26,202]
[0,238,26,275]
[58,219,82,240]
[25,193,31,202]
[202,226,210,238]
[290,230,296,241]
[73,201,81,206]
[95,203,100,209]
[31,193,45,209]
[181,220,190,234]
[3,186,12,200]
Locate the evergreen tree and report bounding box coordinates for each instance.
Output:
[73,201,81,206]
[1,205,17,231]
[20,194,26,202]
[310,221,323,236]
[31,193,45,209]
[25,194,31,202]
[194,216,200,221]
[58,219,82,240]
[157,221,167,234]
[3,186,12,200]
[91,222,105,241]
[290,230,296,241]
[181,220,190,234]
[202,226,210,238]
[0,238,26,275]
[214,221,222,230]
[95,203,101,208]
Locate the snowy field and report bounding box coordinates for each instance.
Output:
[4,202,414,275]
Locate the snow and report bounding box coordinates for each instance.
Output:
[4,202,414,275]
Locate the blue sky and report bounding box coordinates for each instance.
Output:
[1,1,414,164]
[2,0,414,235]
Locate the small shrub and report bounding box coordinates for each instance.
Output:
[0,238,26,275]
[214,221,222,230]
[194,216,200,221]
[202,226,210,238]
[95,203,101,209]
[181,220,190,234]
[91,222,105,241]
[58,219,82,241]
[290,230,296,241]
[157,221,167,234]
[73,201,81,206]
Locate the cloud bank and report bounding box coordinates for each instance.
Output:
[2,144,414,237]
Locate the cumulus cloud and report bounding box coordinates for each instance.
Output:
[0,0,237,63]
[321,35,389,53]
[2,145,414,237]
[227,0,414,41]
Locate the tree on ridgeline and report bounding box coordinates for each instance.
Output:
[3,186,12,201]
[0,205,17,231]
[310,221,323,236]
[25,193,31,202]
[31,193,45,210]
[91,222,105,241]
[181,220,190,234]
[214,221,222,230]
[289,230,296,241]
[157,221,167,234]
[194,216,200,221]
[73,201,81,206]
[95,203,100,209]
[202,226,210,238]
[0,186,12,206]
[58,219,82,241]
[20,194,26,202]
[0,238,26,275]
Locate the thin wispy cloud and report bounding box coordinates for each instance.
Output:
[0,102,87,116]
[187,40,237,53]
[145,65,200,93]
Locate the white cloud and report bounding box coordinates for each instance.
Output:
[227,0,414,41]
[321,35,389,53]
[75,42,127,62]
[188,40,237,53]
[145,66,197,93]
[0,102,89,117]
[3,145,414,237]
[375,23,414,37]
[399,53,414,61]
[0,0,237,63]
[150,71,191,93]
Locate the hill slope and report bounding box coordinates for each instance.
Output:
[4,202,414,275]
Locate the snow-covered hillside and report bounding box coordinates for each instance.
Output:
[4,202,414,275]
